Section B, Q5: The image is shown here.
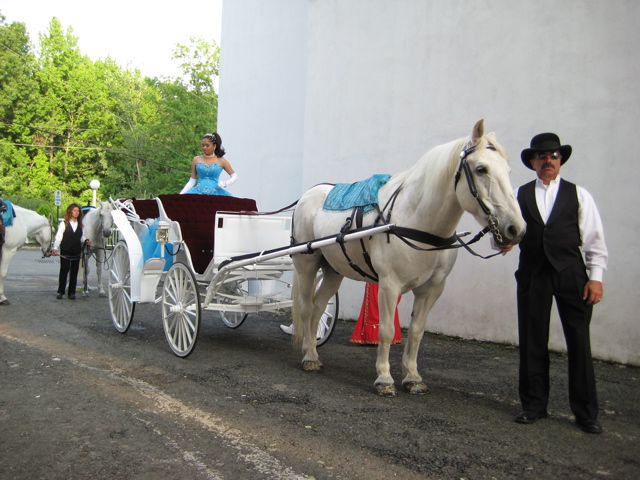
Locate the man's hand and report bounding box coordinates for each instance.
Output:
[583,280,603,306]
[498,244,514,253]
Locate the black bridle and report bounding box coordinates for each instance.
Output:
[453,143,503,244]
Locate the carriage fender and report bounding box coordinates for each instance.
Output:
[111,209,143,302]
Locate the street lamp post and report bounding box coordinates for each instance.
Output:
[89,179,100,206]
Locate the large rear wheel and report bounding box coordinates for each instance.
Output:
[162,262,201,357]
[109,241,135,333]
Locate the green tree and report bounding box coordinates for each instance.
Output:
[143,37,220,195]
[34,18,119,203]
[0,14,40,198]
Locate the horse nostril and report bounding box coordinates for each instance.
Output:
[506,224,525,242]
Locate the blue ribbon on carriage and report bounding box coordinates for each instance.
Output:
[1,200,15,227]
[323,174,392,213]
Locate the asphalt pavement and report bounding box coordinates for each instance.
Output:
[1,248,639,480]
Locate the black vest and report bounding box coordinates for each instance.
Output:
[60,222,83,256]
[517,179,583,272]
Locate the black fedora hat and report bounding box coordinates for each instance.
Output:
[521,133,572,170]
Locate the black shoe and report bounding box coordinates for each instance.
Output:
[515,411,548,424]
[68,294,76,300]
[576,418,602,434]
[56,293,63,299]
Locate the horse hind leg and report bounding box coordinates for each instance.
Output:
[294,261,343,372]
[0,246,17,305]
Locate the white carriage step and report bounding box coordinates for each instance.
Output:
[237,296,264,307]
[142,257,166,275]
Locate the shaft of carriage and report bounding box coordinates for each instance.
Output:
[203,223,395,305]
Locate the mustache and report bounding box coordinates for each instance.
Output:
[542,162,555,169]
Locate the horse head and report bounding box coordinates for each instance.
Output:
[35,213,54,257]
[97,200,114,238]
[454,119,525,246]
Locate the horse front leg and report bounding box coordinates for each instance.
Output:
[401,281,446,395]
[374,284,402,396]
[96,250,107,297]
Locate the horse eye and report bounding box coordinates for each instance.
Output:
[475,165,488,175]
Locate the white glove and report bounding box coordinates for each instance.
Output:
[180,177,196,194]
[218,172,237,189]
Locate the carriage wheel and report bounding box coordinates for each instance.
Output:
[108,241,135,333]
[216,281,249,328]
[316,292,339,347]
[219,310,249,329]
[162,262,201,358]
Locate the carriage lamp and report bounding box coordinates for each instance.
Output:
[89,179,100,206]
[156,221,170,257]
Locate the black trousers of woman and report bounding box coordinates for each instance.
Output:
[58,255,80,297]
[516,259,598,422]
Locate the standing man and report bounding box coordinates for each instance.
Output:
[509,133,608,434]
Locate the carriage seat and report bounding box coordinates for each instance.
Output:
[131,194,258,274]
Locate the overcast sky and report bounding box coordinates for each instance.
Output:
[1,0,222,79]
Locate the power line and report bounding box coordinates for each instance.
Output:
[0,118,191,173]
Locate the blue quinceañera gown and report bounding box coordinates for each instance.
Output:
[186,161,233,196]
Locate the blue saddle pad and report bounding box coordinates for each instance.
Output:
[1,200,15,227]
[323,174,392,213]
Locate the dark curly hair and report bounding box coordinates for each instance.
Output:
[203,132,226,157]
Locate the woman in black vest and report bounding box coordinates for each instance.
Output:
[52,203,88,300]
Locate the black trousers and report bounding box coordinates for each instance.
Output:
[58,255,80,296]
[516,259,598,421]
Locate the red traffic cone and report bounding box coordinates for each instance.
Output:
[350,283,402,345]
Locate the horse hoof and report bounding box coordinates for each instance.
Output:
[403,381,429,395]
[0,299,10,305]
[301,360,323,372]
[375,383,398,397]
[99,292,107,298]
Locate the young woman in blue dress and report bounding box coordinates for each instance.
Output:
[180,132,238,195]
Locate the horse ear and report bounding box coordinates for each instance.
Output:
[48,213,53,225]
[98,199,103,207]
[472,119,485,142]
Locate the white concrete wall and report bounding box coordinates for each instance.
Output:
[218,0,640,365]
[217,0,308,210]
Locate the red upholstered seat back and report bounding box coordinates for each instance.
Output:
[131,195,258,274]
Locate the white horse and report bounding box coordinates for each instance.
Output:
[81,200,114,297]
[0,205,53,305]
[291,120,526,396]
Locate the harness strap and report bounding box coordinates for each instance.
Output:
[389,226,457,247]
[336,208,379,282]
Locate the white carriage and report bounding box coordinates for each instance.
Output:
[107,194,340,357]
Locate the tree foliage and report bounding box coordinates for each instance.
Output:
[0,13,219,209]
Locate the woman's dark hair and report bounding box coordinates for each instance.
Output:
[203,132,226,157]
[63,203,83,226]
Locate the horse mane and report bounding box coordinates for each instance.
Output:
[390,137,467,195]
[393,132,509,196]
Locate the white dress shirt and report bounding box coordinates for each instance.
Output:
[515,176,608,282]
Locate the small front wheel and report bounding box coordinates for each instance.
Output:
[162,262,201,357]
